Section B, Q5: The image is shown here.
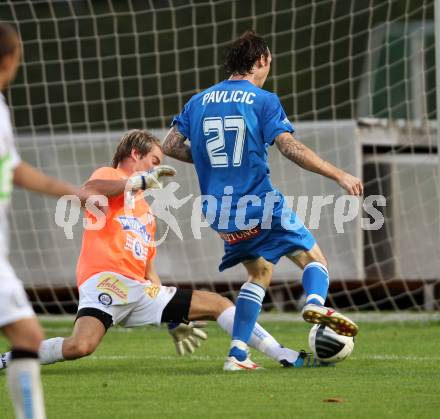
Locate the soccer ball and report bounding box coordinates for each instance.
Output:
[308,324,354,363]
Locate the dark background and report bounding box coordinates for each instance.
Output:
[0,0,435,133]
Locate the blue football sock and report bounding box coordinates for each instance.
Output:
[302,262,329,306]
[229,282,266,361]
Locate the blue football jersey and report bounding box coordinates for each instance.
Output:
[172,79,294,232]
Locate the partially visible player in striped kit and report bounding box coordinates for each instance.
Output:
[0,22,98,419]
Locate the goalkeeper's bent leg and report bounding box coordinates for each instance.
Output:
[2,315,108,368]
[2,337,66,368]
[39,335,102,365]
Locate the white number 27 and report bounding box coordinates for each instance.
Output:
[203,116,246,168]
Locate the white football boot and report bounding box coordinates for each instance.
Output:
[223,356,263,371]
[302,303,359,337]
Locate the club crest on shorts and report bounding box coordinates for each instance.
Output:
[98,292,113,306]
[145,284,160,299]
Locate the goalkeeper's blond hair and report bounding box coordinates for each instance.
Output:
[112,129,161,168]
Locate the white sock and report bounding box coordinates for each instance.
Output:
[217,306,299,362]
[39,337,64,365]
[7,357,46,419]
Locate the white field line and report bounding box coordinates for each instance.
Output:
[87,354,440,362]
[88,355,224,361]
[38,315,75,322]
[258,312,440,323]
[39,312,440,324]
[352,355,440,361]
[43,327,137,334]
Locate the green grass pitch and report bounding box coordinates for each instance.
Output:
[1,320,439,418]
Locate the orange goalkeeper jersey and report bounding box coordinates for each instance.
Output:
[76,167,156,287]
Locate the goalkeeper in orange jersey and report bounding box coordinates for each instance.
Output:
[0,129,326,371]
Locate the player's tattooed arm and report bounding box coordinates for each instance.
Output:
[162,126,193,163]
[275,132,363,195]
[274,132,308,168]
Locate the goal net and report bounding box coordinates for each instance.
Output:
[1,0,438,314]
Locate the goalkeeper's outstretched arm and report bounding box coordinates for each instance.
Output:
[81,178,127,198]
[82,166,176,197]
[162,126,193,163]
[275,132,363,196]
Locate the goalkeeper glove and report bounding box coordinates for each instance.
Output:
[128,165,176,191]
[167,322,208,356]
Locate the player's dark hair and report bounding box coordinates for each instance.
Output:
[0,22,19,61]
[224,30,269,76]
[112,129,161,168]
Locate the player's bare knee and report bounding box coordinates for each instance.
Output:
[69,339,97,359]
[248,275,271,288]
[214,296,233,317]
[311,255,328,269]
[249,275,270,289]
[252,267,272,288]
[303,257,328,272]
[293,247,328,270]
[77,342,96,358]
[245,259,273,288]
[309,246,328,268]
[209,294,232,318]
[188,290,231,319]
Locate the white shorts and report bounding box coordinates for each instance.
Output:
[77,272,177,327]
[0,257,35,328]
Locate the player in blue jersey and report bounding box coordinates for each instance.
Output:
[163,31,363,371]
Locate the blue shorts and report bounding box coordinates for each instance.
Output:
[218,206,316,271]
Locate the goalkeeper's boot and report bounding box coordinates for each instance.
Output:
[223,355,262,371]
[279,350,334,368]
[302,303,358,337]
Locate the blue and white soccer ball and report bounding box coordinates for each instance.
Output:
[308,324,354,363]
